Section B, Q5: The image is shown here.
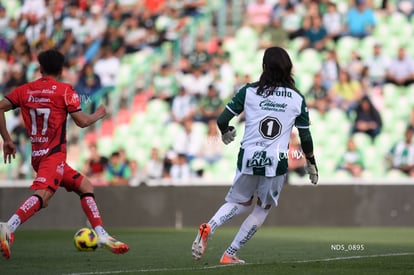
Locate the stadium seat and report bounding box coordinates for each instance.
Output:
[382,83,398,108]
[296,72,313,93]
[113,123,130,145]
[333,169,353,180]
[1,1,20,18]
[234,26,259,52]
[298,48,322,74]
[223,37,237,54]
[359,36,377,60]
[387,12,409,35]
[373,23,391,45]
[362,145,381,171]
[382,37,402,57]
[230,50,251,76]
[97,136,114,157]
[352,132,373,149]
[145,99,170,124]
[336,36,360,63]
[385,169,408,179]
[115,64,132,88]
[288,37,306,56]
[209,158,235,181]
[334,0,349,14]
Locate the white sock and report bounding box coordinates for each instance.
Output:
[208,202,250,234]
[227,205,270,254]
[7,214,21,233]
[94,225,109,238]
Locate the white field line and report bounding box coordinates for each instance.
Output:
[63,252,414,275]
[63,264,238,275]
[286,252,414,263]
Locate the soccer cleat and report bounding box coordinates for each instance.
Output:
[0,223,14,260]
[192,223,211,260]
[219,252,246,265]
[98,235,129,254]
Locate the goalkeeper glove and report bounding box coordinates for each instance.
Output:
[221,126,236,145]
[306,156,318,185]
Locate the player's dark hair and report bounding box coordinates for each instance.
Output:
[37,49,65,76]
[256,47,298,97]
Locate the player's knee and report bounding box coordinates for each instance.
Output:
[33,191,51,208]
[78,177,94,194]
[263,204,271,210]
[256,198,272,209]
[239,196,254,206]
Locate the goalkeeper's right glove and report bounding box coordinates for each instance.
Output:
[306,156,318,185]
[221,126,236,145]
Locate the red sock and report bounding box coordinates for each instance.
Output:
[15,195,42,224]
[80,194,103,228]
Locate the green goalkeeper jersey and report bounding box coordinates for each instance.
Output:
[226,83,310,176]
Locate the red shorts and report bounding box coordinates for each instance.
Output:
[31,153,84,193]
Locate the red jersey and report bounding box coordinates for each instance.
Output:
[5,76,81,169]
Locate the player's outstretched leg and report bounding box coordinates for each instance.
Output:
[98,235,129,254]
[192,223,211,260]
[75,176,129,255]
[0,223,14,260]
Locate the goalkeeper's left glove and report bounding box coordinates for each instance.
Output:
[221,126,236,145]
[306,156,318,185]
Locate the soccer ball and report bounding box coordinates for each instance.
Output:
[73,228,98,251]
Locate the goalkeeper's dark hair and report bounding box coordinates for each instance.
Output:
[37,49,65,76]
[256,46,299,97]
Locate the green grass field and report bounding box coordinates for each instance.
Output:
[2,227,414,275]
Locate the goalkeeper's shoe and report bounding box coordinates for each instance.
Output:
[0,223,14,260]
[192,223,211,260]
[98,235,129,254]
[219,252,246,265]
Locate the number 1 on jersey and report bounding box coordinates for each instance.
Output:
[29,108,50,135]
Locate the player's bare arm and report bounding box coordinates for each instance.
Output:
[70,104,107,128]
[0,99,16,163]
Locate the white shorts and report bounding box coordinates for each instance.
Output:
[225,170,286,208]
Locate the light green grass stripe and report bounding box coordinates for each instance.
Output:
[287,252,414,263]
[64,264,240,275]
[64,253,414,275]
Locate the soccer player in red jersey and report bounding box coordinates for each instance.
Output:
[0,49,129,259]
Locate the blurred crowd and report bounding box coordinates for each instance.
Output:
[242,0,414,180]
[2,0,414,184]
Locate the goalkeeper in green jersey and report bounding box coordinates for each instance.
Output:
[192,46,318,264]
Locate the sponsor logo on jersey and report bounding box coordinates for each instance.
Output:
[28,95,51,103]
[56,162,65,175]
[259,99,287,112]
[246,151,274,167]
[32,148,49,157]
[274,90,292,98]
[28,89,55,94]
[34,177,47,183]
[30,136,49,143]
